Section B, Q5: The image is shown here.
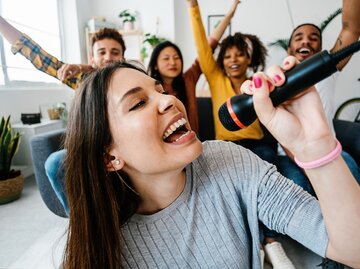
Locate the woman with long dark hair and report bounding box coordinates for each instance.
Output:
[61,60,360,269]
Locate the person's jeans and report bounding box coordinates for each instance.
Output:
[233,139,278,164]
[342,150,360,184]
[44,149,69,216]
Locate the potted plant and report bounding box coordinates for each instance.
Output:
[118,9,137,31]
[48,102,67,122]
[0,115,23,204]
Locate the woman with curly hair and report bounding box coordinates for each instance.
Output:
[187,0,276,166]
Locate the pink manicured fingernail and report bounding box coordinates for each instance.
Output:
[267,81,273,89]
[273,75,282,83]
[284,61,290,66]
[254,77,262,89]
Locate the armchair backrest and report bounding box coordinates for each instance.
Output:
[30,129,67,218]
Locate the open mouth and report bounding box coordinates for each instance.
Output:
[297,47,313,57]
[229,64,239,70]
[162,117,190,143]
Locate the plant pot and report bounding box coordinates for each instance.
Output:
[0,174,24,204]
[123,21,134,31]
[48,108,60,120]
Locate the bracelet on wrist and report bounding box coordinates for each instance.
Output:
[294,139,342,169]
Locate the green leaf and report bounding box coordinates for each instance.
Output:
[319,8,342,32]
[268,39,290,51]
[0,115,22,180]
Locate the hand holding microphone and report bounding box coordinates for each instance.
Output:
[218,40,360,131]
[233,57,335,155]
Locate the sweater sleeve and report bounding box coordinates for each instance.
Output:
[183,37,219,87]
[204,140,328,257]
[257,167,328,257]
[182,37,219,134]
[188,6,222,81]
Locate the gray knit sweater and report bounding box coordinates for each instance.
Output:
[121,140,328,268]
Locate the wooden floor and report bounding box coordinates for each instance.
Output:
[0,175,332,269]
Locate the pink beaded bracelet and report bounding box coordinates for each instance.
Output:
[294,140,342,169]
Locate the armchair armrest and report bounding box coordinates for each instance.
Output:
[29,129,67,218]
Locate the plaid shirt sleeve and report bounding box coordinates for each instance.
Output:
[11,33,81,90]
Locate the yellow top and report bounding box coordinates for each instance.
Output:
[188,6,263,141]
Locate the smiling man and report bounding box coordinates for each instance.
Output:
[287,0,360,129]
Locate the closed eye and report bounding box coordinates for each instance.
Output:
[129,100,146,111]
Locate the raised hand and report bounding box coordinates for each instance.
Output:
[228,0,241,17]
[57,64,81,81]
[241,56,335,161]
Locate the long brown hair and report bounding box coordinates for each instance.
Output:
[147,41,187,105]
[62,61,143,269]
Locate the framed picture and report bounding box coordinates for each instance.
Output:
[207,15,231,37]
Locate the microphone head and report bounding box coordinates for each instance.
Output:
[218,102,241,131]
[218,94,257,131]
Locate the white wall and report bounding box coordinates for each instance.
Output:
[0,88,74,123]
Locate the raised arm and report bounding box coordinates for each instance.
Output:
[0,16,21,45]
[0,16,82,89]
[211,0,240,42]
[331,0,360,70]
[187,0,230,77]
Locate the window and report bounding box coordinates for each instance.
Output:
[0,0,62,87]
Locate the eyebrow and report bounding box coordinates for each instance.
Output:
[294,32,320,39]
[96,48,121,52]
[120,80,162,103]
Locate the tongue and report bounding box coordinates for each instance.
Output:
[165,130,187,143]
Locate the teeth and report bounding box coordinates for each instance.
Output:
[230,64,239,69]
[299,48,310,53]
[174,131,190,142]
[163,118,187,140]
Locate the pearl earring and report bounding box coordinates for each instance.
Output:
[114,159,121,165]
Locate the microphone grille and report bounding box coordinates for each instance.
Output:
[218,102,240,131]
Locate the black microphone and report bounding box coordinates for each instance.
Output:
[218,40,360,131]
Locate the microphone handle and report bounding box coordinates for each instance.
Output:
[270,50,337,106]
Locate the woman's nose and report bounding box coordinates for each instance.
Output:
[158,94,175,114]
